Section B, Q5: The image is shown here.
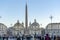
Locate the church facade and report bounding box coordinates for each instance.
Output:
[7,19,44,37]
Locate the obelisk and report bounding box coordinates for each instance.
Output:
[25,2,28,29]
[24,1,29,35]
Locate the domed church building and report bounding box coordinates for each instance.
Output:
[13,20,24,31]
[29,19,42,35]
[9,20,24,36]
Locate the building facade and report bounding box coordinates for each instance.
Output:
[29,19,41,35]
[7,20,24,37]
[45,23,60,36]
[0,23,7,37]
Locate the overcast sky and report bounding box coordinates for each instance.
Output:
[0,0,60,28]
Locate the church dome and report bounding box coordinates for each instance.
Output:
[31,19,39,26]
[13,20,24,30]
[14,20,23,27]
[29,19,40,29]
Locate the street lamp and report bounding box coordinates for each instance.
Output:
[50,15,53,24]
[50,15,53,36]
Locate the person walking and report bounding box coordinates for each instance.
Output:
[45,34,51,40]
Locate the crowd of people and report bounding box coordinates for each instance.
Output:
[17,34,60,40]
[0,34,60,40]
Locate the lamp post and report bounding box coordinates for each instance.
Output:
[50,15,53,24]
[50,15,53,36]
